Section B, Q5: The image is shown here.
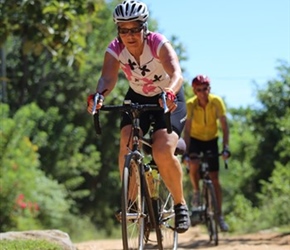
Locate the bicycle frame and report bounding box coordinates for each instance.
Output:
[189,152,228,246]
[93,92,178,250]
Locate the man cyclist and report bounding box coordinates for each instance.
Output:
[183,74,230,232]
[87,0,190,233]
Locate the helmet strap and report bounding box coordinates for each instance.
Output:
[143,22,149,39]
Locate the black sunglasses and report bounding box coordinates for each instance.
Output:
[118,26,144,35]
[196,87,209,92]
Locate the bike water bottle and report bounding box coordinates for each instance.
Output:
[151,168,160,199]
[144,165,154,197]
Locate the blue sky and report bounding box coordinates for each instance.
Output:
[143,0,290,108]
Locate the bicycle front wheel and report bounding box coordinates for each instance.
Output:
[121,154,145,250]
[204,181,219,246]
[155,176,178,249]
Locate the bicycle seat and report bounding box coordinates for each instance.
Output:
[175,138,186,155]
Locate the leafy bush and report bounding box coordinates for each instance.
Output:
[226,194,261,233]
[258,162,290,227]
[0,103,73,232]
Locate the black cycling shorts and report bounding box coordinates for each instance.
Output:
[188,137,220,171]
[120,87,186,137]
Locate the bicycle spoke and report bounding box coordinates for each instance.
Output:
[156,176,178,250]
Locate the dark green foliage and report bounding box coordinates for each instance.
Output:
[258,162,290,226]
[247,62,290,203]
[221,61,290,232]
[1,0,129,237]
[0,103,71,230]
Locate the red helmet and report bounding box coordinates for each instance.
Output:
[192,75,210,87]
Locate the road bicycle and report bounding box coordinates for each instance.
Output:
[185,151,228,246]
[93,92,184,249]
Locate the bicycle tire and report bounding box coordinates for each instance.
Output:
[142,175,160,249]
[155,176,178,250]
[121,154,145,250]
[203,181,219,246]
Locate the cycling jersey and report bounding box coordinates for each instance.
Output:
[186,94,226,141]
[107,32,170,97]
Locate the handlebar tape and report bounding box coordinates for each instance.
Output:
[94,113,101,135]
[164,111,172,134]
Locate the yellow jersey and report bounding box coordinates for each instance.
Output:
[186,94,226,141]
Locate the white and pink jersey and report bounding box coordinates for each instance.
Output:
[106,32,171,96]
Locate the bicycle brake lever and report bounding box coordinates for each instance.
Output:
[160,92,170,113]
[92,93,102,135]
[92,93,99,115]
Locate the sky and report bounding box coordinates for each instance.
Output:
[143,0,290,108]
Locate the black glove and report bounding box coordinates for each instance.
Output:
[222,148,231,158]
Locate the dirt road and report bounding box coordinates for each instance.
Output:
[74,226,290,250]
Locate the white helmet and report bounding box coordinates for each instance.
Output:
[113,0,149,23]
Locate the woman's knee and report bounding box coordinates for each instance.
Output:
[153,144,172,162]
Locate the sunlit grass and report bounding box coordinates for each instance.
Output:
[0,239,63,250]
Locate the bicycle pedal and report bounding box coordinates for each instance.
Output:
[190,210,202,226]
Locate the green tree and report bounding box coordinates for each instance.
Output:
[0,103,72,231]
[222,61,290,232]
[249,61,290,200]
[0,0,208,236]
[1,0,118,231]
[258,161,290,227]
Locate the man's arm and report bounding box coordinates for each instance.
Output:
[219,115,229,149]
[183,118,191,154]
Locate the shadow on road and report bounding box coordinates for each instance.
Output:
[178,231,290,249]
[178,238,217,249]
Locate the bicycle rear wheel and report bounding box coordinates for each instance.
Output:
[155,176,178,250]
[121,154,145,250]
[203,181,219,246]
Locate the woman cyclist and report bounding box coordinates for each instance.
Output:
[87,0,190,233]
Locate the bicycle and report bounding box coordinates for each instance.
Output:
[93,92,184,250]
[184,151,228,246]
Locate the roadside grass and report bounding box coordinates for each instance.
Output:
[0,239,63,250]
[72,225,122,243]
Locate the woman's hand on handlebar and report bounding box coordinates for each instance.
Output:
[87,93,104,114]
[159,88,177,112]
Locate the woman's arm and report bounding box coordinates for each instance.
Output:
[158,42,183,93]
[96,52,120,97]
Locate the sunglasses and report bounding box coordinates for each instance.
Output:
[118,26,144,35]
[195,87,209,92]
